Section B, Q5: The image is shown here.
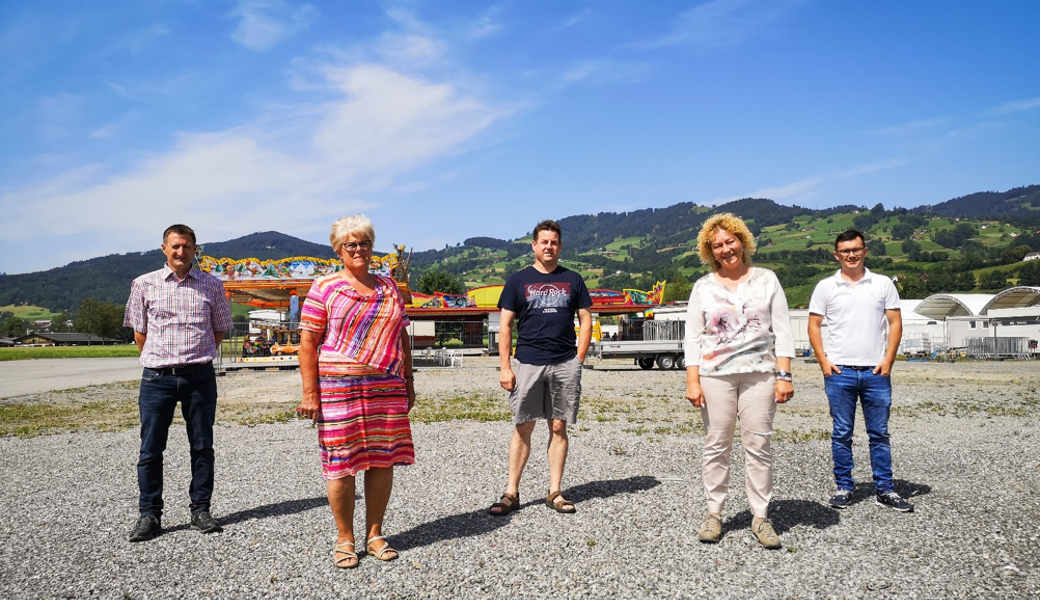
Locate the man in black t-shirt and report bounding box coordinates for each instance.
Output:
[488,220,593,516]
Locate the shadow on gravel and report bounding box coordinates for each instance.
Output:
[724,500,840,535]
[392,475,661,551]
[718,478,934,535]
[892,479,932,499]
[845,479,933,507]
[220,496,329,526]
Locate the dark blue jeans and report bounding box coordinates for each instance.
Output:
[824,367,894,494]
[137,364,218,517]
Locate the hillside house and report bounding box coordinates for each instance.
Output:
[14,333,123,346]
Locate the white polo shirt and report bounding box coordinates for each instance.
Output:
[808,267,901,367]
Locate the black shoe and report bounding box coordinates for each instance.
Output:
[129,514,162,542]
[876,492,914,513]
[190,510,223,534]
[829,489,853,509]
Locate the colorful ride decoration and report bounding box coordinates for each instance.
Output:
[200,246,414,308]
[410,292,476,309]
[199,256,341,280]
[623,281,666,306]
[466,285,505,308]
[199,251,659,315]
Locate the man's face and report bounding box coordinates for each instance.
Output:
[532,230,561,266]
[834,238,868,271]
[163,233,197,274]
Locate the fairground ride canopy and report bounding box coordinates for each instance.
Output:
[200,255,660,316]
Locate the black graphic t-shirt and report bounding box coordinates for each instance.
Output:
[499,266,593,365]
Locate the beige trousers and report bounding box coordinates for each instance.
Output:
[699,371,777,518]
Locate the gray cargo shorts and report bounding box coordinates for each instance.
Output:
[509,356,583,425]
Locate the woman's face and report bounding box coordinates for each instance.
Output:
[710,228,744,271]
[335,234,374,272]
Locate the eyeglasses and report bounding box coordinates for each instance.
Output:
[836,247,866,257]
[342,240,373,252]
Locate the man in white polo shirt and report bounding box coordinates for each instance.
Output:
[808,230,913,513]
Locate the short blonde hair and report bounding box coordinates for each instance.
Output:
[330,214,376,250]
[697,213,756,271]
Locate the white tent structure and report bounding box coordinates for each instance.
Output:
[912,293,995,320]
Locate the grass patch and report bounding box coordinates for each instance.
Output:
[0,383,302,437]
[409,391,511,423]
[0,345,140,361]
[0,305,64,320]
[903,394,1040,418]
[0,400,139,437]
[773,428,830,443]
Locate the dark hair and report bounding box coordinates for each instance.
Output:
[834,229,864,249]
[163,224,197,245]
[532,219,562,242]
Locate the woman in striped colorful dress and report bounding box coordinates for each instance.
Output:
[298,214,415,569]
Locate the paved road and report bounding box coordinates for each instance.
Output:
[0,357,143,398]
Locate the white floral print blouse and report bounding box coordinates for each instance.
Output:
[684,267,795,376]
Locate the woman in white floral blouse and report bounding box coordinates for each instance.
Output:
[684,213,794,549]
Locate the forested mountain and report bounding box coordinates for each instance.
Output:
[0,232,336,312]
[915,185,1040,220]
[3,185,1039,313]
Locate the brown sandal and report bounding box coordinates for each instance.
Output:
[546,491,576,514]
[488,492,519,516]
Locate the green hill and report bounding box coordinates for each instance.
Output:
[3,186,1040,314]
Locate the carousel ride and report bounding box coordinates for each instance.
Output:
[200,245,662,369]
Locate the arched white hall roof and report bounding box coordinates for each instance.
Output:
[913,293,995,320]
[980,286,1040,313]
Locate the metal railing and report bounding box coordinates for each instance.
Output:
[966,337,1034,360]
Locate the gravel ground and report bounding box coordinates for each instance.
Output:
[1,358,1039,599]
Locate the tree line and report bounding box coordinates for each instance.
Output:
[0,298,131,341]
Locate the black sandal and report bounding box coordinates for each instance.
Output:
[488,492,519,516]
[546,490,576,514]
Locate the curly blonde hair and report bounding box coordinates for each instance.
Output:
[697,213,756,271]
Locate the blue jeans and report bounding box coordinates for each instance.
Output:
[824,367,894,494]
[137,364,218,517]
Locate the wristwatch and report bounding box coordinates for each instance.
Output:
[775,370,793,382]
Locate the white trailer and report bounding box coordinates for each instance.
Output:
[591,338,685,370]
[589,314,686,370]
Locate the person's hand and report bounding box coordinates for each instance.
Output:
[685,382,705,408]
[405,379,416,412]
[873,359,894,376]
[775,380,793,403]
[500,367,516,392]
[820,359,841,377]
[298,392,320,421]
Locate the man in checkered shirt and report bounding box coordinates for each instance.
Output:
[123,224,233,542]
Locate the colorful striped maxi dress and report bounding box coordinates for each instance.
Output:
[299,274,415,479]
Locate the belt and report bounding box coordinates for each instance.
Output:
[840,365,874,371]
[151,362,212,375]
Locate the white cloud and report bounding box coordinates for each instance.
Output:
[469,16,501,39]
[631,0,807,50]
[834,158,907,179]
[558,60,651,87]
[865,118,947,137]
[989,96,1040,115]
[373,32,448,69]
[555,10,591,31]
[709,177,823,206]
[1,60,510,270]
[230,0,317,51]
[126,24,170,54]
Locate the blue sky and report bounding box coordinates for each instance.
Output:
[1,0,1038,275]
